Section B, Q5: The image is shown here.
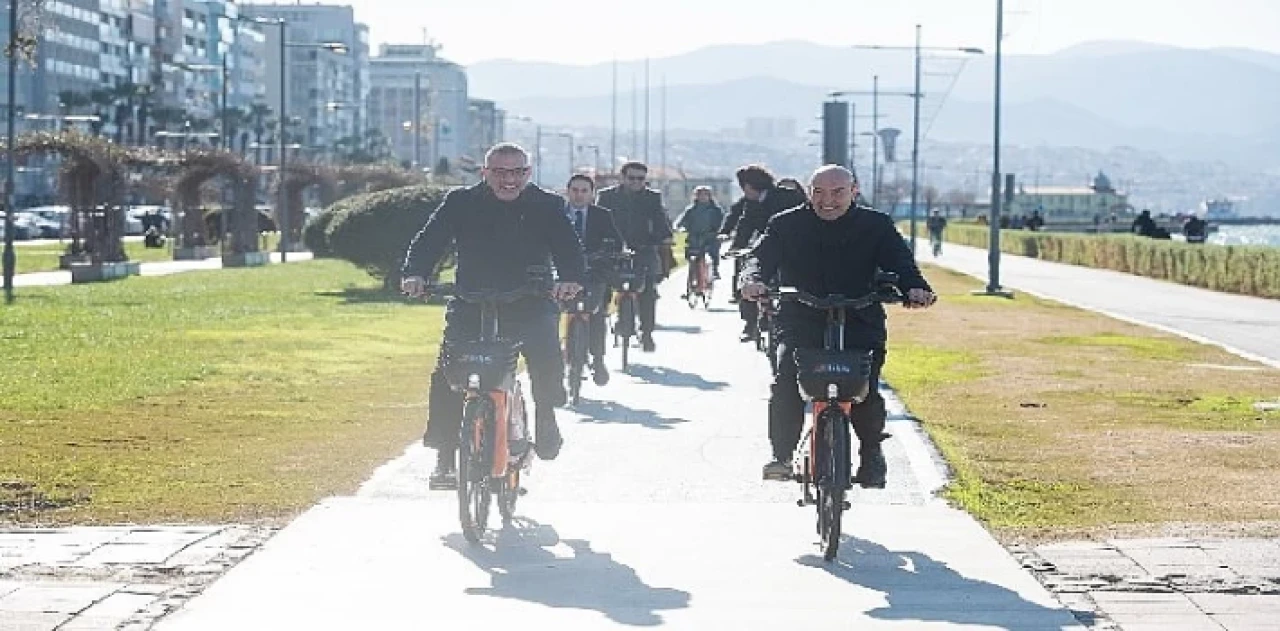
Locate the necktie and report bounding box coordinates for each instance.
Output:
[573,209,585,240]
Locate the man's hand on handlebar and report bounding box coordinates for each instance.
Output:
[552,282,583,302]
[904,288,937,309]
[401,275,429,298]
[741,281,769,301]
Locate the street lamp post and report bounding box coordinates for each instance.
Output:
[413,71,422,170]
[555,132,574,181]
[578,144,601,173]
[855,35,983,254]
[978,0,1013,297]
[4,0,19,303]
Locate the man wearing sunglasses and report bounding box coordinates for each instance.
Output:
[401,143,585,488]
[595,162,673,353]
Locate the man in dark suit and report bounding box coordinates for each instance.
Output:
[596,161,673,353]
[723,164,807,342]
[565,174,626,384]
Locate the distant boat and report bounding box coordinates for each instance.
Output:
[1199,198,1239,219]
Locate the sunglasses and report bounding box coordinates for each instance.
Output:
[625,175,646,182]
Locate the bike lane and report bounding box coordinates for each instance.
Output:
[154,275,1084,630]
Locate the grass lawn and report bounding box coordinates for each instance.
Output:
[884,265,1280,541]
[0,259,439,525]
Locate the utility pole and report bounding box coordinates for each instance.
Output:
[909,24,923,255]
[643,58,650,165]
[872,75,880,208]
[610,58,617,173]
[412,71,422,169]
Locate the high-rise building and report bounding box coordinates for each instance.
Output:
[367,43,469,170]
[243,2,369,159]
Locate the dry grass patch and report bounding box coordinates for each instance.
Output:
[884,265,1280,541]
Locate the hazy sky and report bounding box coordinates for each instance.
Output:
[331,0,1280,64]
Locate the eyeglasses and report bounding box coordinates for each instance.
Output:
[487,167,530,178]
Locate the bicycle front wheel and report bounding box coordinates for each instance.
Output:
[458,396,494,544]
[816,406,851,561]
[566,318,588,405]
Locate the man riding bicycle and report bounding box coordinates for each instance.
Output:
[675,185,725,287]
[564,173,626,386]
[723,165,807,342]
[926,209,948,256]
[740,165,936,486]
[596,161,673,353]
[401,143,585,488]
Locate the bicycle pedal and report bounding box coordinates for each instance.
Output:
[842,501,852,510]
[518,487,529,496]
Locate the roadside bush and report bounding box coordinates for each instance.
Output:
[317,185,447,282]
[928,223,1280,299]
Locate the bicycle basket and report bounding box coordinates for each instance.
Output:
[794,348,874,402]
[441,339,521,391]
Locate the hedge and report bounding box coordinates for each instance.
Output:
[308,185,448,282]
[927,223,1280,299]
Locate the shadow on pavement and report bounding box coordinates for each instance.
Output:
[625,364,729,391]
[570,399,690,430]
[654,324,703,334]
[443,519,691,627]
[797,536,1082,630]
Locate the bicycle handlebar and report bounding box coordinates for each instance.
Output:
[421,283,552,305]
[770,286,904,311]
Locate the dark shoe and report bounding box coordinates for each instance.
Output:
[713,269,721,280]
[740,324,759,343]
[428,450,458,490]
[641,333,656,353]
[853,444,887,489]
[592,360,610,386]
[534,408,563,461]
[762,459,792,481]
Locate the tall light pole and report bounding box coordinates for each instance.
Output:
[246,12,347,262]
[3,0,18,303]
[872,75,880,208]
[412,71,422,170]
[579,144,601,173]
[855,35,983,254]
[978,0,1012,297]
[555,131,574,183]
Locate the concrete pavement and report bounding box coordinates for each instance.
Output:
[918,239,1280,368]
[13,252,314,288]
[153,276,1086,630]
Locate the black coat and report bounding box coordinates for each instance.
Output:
[725,186,807,250]
[742,203,931,348]
[402,182,586,290]
[596,184,671,271]
[566,203,626,280]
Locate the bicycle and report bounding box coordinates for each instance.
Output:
[427,279,550,543]
[770,276,903,561]
[756,293,776,356]
[562,251,620,405]
[610,249,647,374]
[683,247,713,310]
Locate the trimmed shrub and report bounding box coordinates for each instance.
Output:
[315,185,448,281]
[923,223,1280,299]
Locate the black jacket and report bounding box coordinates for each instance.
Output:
[725,186,807,250]
[565,203,626,280]
[402,182,586,291]
[595,185,672,249]
[741,203,931,348]
[721,197,747,237]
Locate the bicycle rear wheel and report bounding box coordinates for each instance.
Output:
[458,396,493,544]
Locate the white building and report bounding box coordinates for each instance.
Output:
[1008,172,1131,221]
[368,43,470,171]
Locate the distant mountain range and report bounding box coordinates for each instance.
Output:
[466,40,1280,167]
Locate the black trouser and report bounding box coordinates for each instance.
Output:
[426,297,564,451]
[633,254,660,336]
[769,320,887,463]
[587,284,611,364]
